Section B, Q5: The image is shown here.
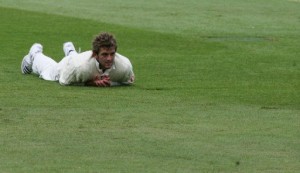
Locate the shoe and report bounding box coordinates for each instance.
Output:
[29,43,43,57]
[63,42,76,56]
[21,55,32,74]
[21,43,43,74]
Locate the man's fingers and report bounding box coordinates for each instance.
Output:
[95,79,111,87]
[101,79,111,87]
[95,75,101,80]
[101,75,110,81]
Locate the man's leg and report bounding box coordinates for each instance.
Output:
[21,43,42,74]
[21,43,59,81]
[63,42,78,56]
[55,42,78,85]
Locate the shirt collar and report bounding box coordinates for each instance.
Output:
[95,59,116,73]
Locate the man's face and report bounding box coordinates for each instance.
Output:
[96,47,116,69]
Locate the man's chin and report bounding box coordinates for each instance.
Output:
[105,64,112,69]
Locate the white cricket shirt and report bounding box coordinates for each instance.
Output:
[57,51,134,86]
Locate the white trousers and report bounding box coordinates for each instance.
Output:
[32,51,80,82]
[32,53,60,81]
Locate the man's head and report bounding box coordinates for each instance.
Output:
[92,32,117,69]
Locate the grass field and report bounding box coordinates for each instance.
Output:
[0,0,299,172]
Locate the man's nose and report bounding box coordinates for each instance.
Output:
[107,55,113,60]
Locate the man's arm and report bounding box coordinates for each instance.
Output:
[110,75,135,86]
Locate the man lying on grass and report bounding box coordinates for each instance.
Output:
[21,32,135,87]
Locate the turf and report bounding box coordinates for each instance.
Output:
[0,0,299,172]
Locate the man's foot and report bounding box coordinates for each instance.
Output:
[21,43,43,74]
[63,42,76,56]
[21,55,33,74]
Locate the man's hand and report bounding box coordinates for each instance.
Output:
[86,75,111,87]
[128,75,135,84]
[94,75,111,87]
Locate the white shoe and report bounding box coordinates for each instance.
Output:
[29,43,43,58]
[21,43,43,74]
[21,55,32,74]
[63,42,76,56]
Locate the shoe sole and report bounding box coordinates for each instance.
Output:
[21,55,32,74]
[22,66,32,74]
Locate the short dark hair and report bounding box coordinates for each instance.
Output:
[92,32,117,54]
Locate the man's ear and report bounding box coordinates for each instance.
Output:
[92,52,97,57]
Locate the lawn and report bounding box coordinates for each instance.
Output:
[0,0,299,172]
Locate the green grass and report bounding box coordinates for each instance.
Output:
[0,0,299,172]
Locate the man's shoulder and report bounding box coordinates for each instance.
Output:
[115,53,131,65]
[70,51,94,64]
[115,52,128,59]
[75,50,93,59]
